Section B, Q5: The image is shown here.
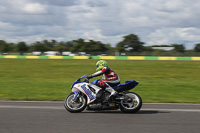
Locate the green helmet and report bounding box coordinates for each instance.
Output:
[96,60,108,71]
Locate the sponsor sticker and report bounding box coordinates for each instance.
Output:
[81,84,95,101]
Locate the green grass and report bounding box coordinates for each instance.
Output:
[0,59,200,103]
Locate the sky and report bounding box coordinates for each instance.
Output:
[0,0,200,49]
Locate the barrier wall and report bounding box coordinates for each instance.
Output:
[1,55,200,60]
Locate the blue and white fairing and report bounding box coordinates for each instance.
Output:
[71,75,97,104]
[90,79,100,85]
[70,75,86,90]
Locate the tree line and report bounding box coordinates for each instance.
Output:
[0,34,200,55]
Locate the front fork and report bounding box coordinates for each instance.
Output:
[72,92,80,102]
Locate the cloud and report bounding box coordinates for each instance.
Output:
[33,0,79,6]
[22,3,47,14]
[0,0,200,49]
[148,27,200,49]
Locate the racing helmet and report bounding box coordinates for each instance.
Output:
[96,60,108,71]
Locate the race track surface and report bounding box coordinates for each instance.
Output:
[0,101,200,133]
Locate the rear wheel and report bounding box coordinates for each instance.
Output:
[64,92,87,113]
[119,92,142,113]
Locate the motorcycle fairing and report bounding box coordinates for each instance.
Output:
[73,83,96,105]
[71,75,86,90]
[113,80,139,92]
[91,79,139,92]
[90,79,99,85]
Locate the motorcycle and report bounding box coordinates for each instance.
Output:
[64,75,142,113]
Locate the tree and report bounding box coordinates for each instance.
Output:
[116,34,144,52]
[30,41,50,52]
[53,42,69,52]
[194,43,200,52]
[17,42,28,55]
[0,40,11,53]
[69,39,109,53]
[43,40,57,48]
[171,44,185,52]
[86,40,109,52]
[70,38,85,52]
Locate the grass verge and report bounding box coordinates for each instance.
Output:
[0,59,200,103]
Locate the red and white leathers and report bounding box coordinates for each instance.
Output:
[88,67,120,87]
[87,67,120,97]
[87,67,120,98]
[101,67,120,87]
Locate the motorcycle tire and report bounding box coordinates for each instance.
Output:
[64,92,87,113]
[119,92,142,113]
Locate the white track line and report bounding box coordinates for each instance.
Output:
[141,108,200,112]
[0,100,63,103]
[1,101,200,112]
[0,105,200,112]
[144,103,200,106]
[1,101,200,106]
[0,105,64,109]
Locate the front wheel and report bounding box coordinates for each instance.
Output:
[64,92,87,113]
[119,92,142,113]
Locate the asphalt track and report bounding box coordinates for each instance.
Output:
[0,101,200,133]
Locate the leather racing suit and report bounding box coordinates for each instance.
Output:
[87,67,120,87]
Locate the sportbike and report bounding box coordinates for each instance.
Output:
[64,75,142,113]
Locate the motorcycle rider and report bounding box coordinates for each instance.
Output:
[86,60,120,98]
